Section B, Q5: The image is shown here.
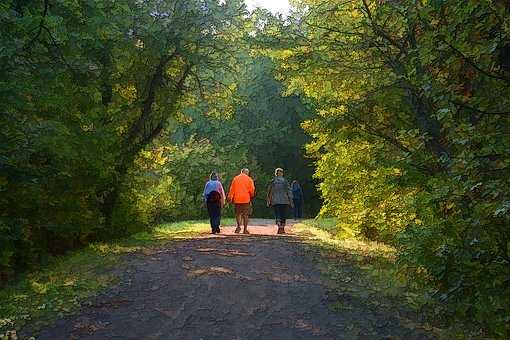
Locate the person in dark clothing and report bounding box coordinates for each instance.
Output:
[203,172,226,234]
[291,180,304,219]
[267,168,293,234]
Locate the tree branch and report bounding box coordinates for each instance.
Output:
[452,100,510,116]
[24,0,49,51]
[440,38,510,84]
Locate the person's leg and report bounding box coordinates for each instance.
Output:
[274,205,280,226]
[213,215,220,233]
[207,202,216,233]
[295,200,301,219]
[217,207,222,233]
[276,205,285,234]
[242,214,249,233]
[212,203,221,233]
[209,217,215,233]
[242,204,250,234]
[298,202,303,219]
[234,204,242,233]
[235,215,242,233]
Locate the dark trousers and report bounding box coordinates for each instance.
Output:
[273,204,288,226]
[293,199,303,219]
[207,201,221,232]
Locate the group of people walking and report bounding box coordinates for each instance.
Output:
[202,168,304,235]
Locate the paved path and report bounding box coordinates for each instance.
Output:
[33,220,431,339]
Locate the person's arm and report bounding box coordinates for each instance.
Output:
[266,181,273,207]
[249,178,255,199]
[227,179,235,203]
[219,182,226,207]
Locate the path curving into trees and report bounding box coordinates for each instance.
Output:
[29,220,432,340]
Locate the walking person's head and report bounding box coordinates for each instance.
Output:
[210,172,219,181]
[292,180,300,189]
[275,168,284,177]
[241,168,249,175]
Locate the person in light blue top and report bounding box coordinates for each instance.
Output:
[203,172,226,234]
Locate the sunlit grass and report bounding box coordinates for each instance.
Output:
[294,219,395,259]
[294,219,430,301]
[0,220,215,335]
[298,218,358,238]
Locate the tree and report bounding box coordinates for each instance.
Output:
[0,0,248,279]
[264,0,510,335]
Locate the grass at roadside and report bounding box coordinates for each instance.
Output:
[0,219,231,336]
[293,219,410,298]
[294,219,479,337]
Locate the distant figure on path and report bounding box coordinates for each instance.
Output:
[228,168,255,234]
[203,172,226,234]
[267,168,293,234]
[291,180,304,220]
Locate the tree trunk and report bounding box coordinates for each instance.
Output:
[404,87,450,160]
[100,56,190,230]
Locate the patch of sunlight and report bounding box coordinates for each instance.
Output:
[63,278,76,287]
[299,218,357,239]
[294,222,395,259]
[12,294,29,302]
[29,280,48,295]
[89,243,141,255]
[187,266,234,277]
[153,221,209,239]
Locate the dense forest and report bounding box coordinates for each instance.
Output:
[1,0,509,336]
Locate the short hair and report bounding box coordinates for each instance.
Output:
[275,168,284,176]
[210,172,218,180]
[241,168,249,174]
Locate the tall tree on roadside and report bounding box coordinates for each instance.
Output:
[97,0,247,229]
[262,0,510,335]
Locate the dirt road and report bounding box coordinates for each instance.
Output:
[32,220,431,339]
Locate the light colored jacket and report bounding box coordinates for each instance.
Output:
[267,176,292,206]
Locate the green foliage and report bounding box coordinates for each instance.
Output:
[312,139,420,242]
[0,0,248,280]
[174,56,319,217]
[118,135,249,224]
[1,0,319,284]
[265,0,510,336]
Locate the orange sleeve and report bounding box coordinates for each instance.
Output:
[228,178,235,202]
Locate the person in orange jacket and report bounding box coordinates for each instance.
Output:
[228,168,255,234]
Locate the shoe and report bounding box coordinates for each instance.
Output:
[277,226,285,234]
[234,226,241,233]
[243,228,250,234]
